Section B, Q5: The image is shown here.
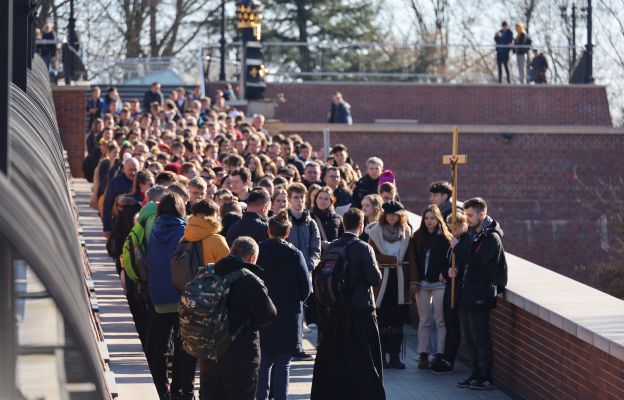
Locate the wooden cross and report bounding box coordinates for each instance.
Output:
[442,127,467,309]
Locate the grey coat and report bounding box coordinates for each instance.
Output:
[287,209,321,271]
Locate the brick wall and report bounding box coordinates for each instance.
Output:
[53,86,88,177]
[205,82,613,126]
[491,298,624,400]
[277,128,624,285]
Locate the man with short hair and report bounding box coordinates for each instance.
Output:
[311,208,384,400]
[226,189,271,246]
[456,197,505,391]
[286,183,321,360]
[324,166,352,208]
[199,237,277,400]
[302,161,321,189]
[188,177,207,204]
[429,180,463,222]
[379,182,397,203]
[327,92,353,125]
[351,157,383,209]
[256,212,312,400]
[279,139,305,175]
[298,142,313,162]
[230,167,252,202]
[144,81,164,112]
[494,21,513,84]
[103,157,140,239]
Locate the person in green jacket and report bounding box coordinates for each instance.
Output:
[121,186,166,347]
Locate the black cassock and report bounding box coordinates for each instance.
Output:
[311,304,386,400]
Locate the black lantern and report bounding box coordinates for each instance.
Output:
[236,0,265,100]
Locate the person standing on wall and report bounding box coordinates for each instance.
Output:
[494,21,514,84]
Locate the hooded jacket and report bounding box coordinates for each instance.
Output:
[461,217,505,310]
[199,254,277,376]
[122,201,158,282]
[287,209,321,271]
[183,215,229,265]
[146,214,186,308]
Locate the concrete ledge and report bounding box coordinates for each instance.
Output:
[504,252,624,361]
[266,122,624,135]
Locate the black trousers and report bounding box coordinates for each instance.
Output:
[200,371,258,400]
[459,307,493,379]
[442,283,461,364]
[497,53,510,83]
[125,278,149,348]
[145,308,197,398]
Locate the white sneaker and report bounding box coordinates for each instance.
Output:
[303,323,312,333]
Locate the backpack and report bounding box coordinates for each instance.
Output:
[494,249,508,296]
[312,238,355,307]
[179,264,249,361]
[121,220,149,283]
[171,240,204,293]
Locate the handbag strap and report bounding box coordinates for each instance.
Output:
[313,214,328,243]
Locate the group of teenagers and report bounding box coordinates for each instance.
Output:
[87,85,506,399]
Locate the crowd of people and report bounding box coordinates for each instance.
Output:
[494,20,549,84]
[84,82,507,400]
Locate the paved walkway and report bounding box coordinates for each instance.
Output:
[75,180,159,399]
[74,178,510,400]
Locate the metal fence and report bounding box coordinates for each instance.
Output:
[1,55,112,399]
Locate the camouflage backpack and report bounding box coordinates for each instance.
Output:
[179,264,250,361]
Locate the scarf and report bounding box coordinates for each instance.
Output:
[382,223,404,243]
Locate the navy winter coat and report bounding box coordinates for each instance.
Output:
[257,238,311,353]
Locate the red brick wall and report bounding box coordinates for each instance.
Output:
[491,298,624,400]
[205,82,612,126]
[280,129,623,284]
[53,87,88,177]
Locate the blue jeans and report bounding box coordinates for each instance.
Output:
[256,352,292,400]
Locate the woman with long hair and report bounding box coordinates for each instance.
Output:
[311,187,344,250]
[306,183,322,211]
[270,188,289,218]
[145,193,197,399]
[514,22,529,84]
[246,154,266,183]
[409,204,452,370]
[360,193,383,242]
[364,201,414,369]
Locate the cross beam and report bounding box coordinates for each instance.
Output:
[442,127,467,309]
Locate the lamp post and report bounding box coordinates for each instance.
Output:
[219,0,226,81]
[236,0,265,100]
[584,0,594,83]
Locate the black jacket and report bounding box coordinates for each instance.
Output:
[442,232,470,286]
[312,208,344,244]
[341,233,383,312]
[461,217,505,311]
[143,90,164,112]
[439,199,464,223]
[110,194,142,257]
[257,238,311,353]
[333,185,353,208]
[199,254,277,376]
[351,175,379,209]
[412,229,450,283]
[221,213,242,237]
[226,211,269,246]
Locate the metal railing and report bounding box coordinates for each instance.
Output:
[219,40,585,85]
